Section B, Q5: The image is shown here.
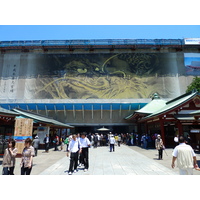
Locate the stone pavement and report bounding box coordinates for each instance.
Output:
[39,145,177,175]
[1,144,200,175]
[129,145,200,175]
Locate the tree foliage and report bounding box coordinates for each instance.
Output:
[186,77,200,93]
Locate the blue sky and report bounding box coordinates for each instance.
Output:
[0,25,199,41]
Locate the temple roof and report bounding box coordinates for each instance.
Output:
[125,93,167,120]
[135,99,167,115]
[141,91,198,121]
[125,90,199,121]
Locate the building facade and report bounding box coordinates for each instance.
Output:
[126,91,200,149]
[0,39,200,134]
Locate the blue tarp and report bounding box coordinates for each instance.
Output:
[0,103,146,111]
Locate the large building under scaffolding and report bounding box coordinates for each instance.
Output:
[0,38,200,133]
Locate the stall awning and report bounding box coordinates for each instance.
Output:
[12,108,74,128]
[0,107,19,117]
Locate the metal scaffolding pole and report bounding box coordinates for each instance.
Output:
[54,105,57,119]
[36,105,39,114]
[64,105,66,118]
[110,104,112,119]
[73,104,75,119]
[82,105,84,120]
[119,104,122,117]
[45,105,48,116]
[101,104,103,119]
[92,104,94,120]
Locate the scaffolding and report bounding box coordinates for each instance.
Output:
[0,39,184,48]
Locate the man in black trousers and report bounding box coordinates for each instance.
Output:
[79,132,91,172]
[67,134,82,175]
[43,134,50,153]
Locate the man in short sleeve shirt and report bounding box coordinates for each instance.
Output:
[171,136,198,175]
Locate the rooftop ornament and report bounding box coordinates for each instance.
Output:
[151,93,161,100]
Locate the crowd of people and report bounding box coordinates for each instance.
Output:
[62,132,161,175]
[63,132,162,150]
[62,132,200,175]
[1,131,200,175]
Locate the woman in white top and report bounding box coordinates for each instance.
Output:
[2,139,18,175]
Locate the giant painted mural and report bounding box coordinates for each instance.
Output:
[0,52,199,101]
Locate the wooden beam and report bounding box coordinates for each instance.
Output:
[176,120,183,136]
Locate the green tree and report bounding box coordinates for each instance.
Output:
[186,77,200,93]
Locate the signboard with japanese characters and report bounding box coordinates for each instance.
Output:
[14,118,33,154]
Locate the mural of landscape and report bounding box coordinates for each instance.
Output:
[0,52,198,100]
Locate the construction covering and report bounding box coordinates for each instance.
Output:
[0,52,199,103]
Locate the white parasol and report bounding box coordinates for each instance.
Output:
[97,126,110,131]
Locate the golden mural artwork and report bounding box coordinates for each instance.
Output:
[34,53,177,99]
[36,76,166,99]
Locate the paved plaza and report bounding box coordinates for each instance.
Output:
[1,144,200,175]
[39,145,178,175]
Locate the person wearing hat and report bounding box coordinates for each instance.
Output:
[79,132,91,172]
[32,135,40,156]
[155,134,164,160]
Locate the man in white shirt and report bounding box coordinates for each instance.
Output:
[109,134,115,152]
[79,132,91,172]
[67,134,82,175]
[171,136,198,175]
